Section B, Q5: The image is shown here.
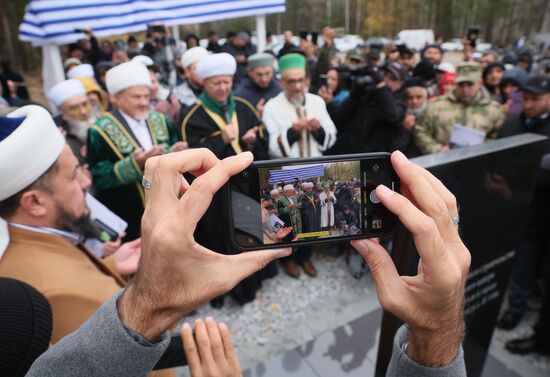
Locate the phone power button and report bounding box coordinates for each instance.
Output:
[369,190,381,204]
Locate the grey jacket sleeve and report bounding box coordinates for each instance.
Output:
[386,325,466,377]
[26,290,171,377]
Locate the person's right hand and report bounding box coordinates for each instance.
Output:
[291,119,308,133]
[222,123,237,144]
[438,144,450,153]
[402,114,416,131]
[318,86,333,104]
[351,151,471,368]
[181,318,242,377]
[133,146,165,168]
[117,149,291,342]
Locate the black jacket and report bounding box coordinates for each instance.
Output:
[327,86,406,154]
[499,112,550,240]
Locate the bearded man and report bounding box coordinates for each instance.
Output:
[263,53,337,159]
[87,61,185,241]
[48,79,97,164]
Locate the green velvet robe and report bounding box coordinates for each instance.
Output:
[87,110,179,240]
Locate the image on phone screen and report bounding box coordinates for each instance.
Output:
[228,154,399,251]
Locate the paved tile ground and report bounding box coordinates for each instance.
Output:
[175,251,550,377]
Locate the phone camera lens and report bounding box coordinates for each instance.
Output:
[242,171,250,178]
[372,164,380,172]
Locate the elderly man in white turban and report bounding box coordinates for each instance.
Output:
[174,46,210,117]
[263,53,337,158]
[48,79,97,164]
[0,105,139,344]
[87,61,185,241]
[181,53,271,307]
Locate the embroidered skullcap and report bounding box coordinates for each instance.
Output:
[279,53,306,73]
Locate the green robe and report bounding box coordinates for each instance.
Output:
[87,110,179,240]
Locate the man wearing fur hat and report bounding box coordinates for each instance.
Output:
[87,61,185,241]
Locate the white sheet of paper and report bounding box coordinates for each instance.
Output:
[449,124,486,148]
[86,193,128,234]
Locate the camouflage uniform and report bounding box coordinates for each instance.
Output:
[414,63,505,155]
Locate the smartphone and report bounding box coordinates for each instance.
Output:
[467,27,480,48]
[319,74,328,88]
[227,153,399,251]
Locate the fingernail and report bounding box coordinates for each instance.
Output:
[238,151,253,160]
[277,248,292,258]
[195,319,202,325]
[182,322,191,330]
[205,316,214,322]
[377,184,395,196]
[394,150,408,163]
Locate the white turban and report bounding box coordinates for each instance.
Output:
[132,55,155,66]
[181,47,209,69]
[196,53,236,81]
[0,105,65,201]
[106,61,152,95]
[283,184,294,192]
[270,189,279,196]
[47,79,87,109]
[66,63,95,79]
[304,182,314,188]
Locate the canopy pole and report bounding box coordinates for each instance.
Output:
[41,45,65,110]
[171,26,180,41]
[255,14,266,53]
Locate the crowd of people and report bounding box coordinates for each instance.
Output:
[1,23,550,375]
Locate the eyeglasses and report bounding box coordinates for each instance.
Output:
[66,100,92,116]
[284,77,306,86]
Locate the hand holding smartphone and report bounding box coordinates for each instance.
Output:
[227,153,399,251]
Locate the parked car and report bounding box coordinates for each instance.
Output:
[441,38,464,52]
[394,29,435,51]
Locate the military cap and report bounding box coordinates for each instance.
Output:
[455,62,482,83]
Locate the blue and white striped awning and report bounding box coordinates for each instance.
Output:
[19,0,286,46]
[268,165,325,184]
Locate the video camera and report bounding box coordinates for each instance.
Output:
[338,65,381,92]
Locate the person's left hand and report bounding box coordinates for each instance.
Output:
[102,232,125,257]
[308,118,321,132]
[274,227,293,242]
[241,126,258,145]
[181,317,242,377]
[114,238,141,275]
[171,141,189,152]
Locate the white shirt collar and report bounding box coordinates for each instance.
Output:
[8,222,82,244]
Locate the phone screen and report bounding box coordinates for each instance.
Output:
[228,154,399,250]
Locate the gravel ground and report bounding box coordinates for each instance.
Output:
[176,248,382,375]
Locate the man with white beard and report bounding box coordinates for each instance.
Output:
[48,79,98,164]
[87,61,185,241]
[263,53,337,158]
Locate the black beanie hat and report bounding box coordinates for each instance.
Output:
[0,278,52,377]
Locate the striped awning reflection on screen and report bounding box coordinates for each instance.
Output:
[19,0,286,46]
[268,165,325,184]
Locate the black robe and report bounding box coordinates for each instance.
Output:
[300,192,321,234]
[181,96,272,305]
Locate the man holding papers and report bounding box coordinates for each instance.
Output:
[414,62,505,154]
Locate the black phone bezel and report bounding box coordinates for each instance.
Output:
[226,152,400,252]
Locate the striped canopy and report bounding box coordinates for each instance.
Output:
[19,0,286,46]
[268,165,325,184]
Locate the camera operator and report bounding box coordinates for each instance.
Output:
[327,62,407,155]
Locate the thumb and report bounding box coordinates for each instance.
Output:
[351,239,405,308]
[226,247,291,284]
